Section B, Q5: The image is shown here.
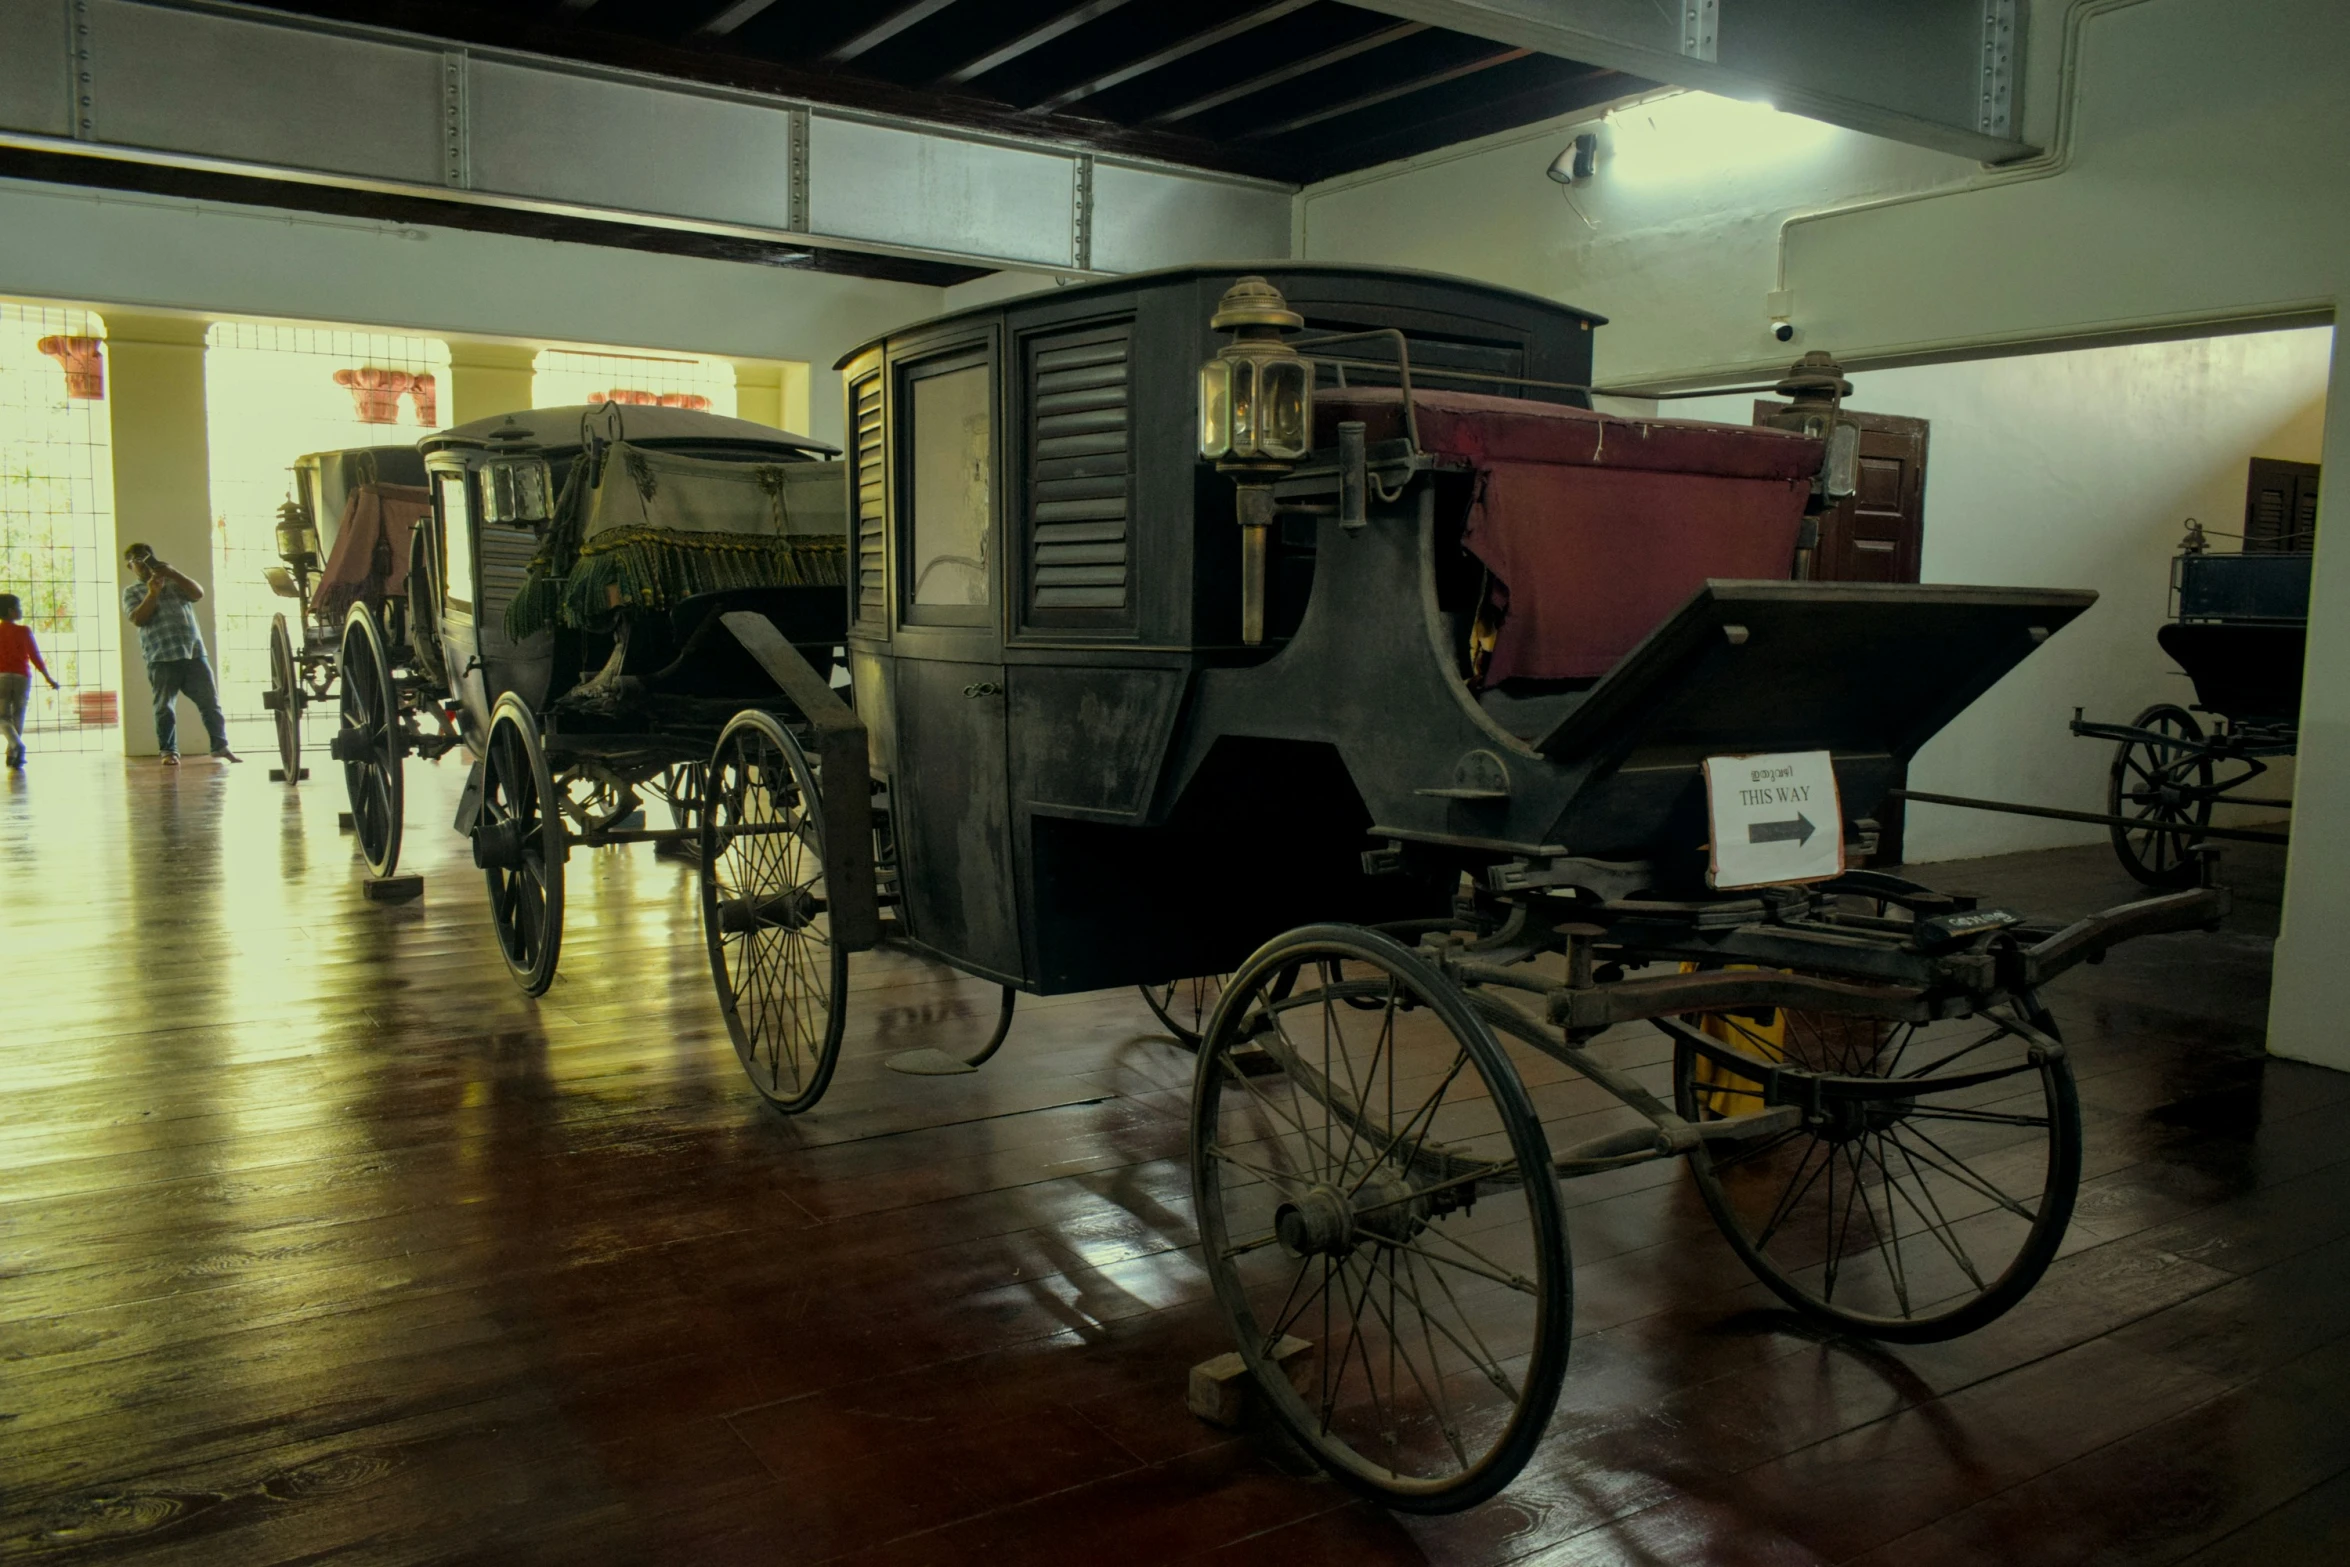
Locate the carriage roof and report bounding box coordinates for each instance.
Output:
[423,405,835,461]
[835,261,1607,370]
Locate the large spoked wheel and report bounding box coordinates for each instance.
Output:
[1191,925,1570,1514]
[1672,994,2081,1343]
[475,694,565,995]
[2110,703,2214,888]
[701,710,847,1114]
[1143,970,1300,1050]
[267,613,302,784]
[335,606,403,878]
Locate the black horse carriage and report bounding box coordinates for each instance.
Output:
[2070,522,2303,885]
[698,264,2231,1511]
[259,444,429,786]
[331,403,854,993]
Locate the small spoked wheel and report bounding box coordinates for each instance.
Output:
[659,762,705,831]
[475,694,565,995]
[1672,993,2081,1342]
[1191,925,1570,1513]
[267,613,302,783]
[1142,975,1227,1049]
[335,606,403,878]
[701,710,847,1114]
[2110,703,2214,887]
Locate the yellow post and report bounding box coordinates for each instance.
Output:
[445,338,537,428]
[731,357,812,435]
[104,312,213,758]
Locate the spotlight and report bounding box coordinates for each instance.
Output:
[1546,132,1598,185]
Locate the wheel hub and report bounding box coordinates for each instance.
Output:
[329,728,376,763]
[1814,1093,1915,1143]
[473,819,524,870]
[1275,1174,1435,1258]
[1275,1187,1355,1258]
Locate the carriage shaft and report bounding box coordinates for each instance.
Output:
[1892,788,2289,844]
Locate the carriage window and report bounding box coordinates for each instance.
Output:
[437,473,474,610]
[906,362,992,610]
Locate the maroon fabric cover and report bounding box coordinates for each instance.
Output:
[312,483,431,624]
[1317,389,1821,681]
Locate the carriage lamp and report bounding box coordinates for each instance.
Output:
[1201,276,1313,644]
[480,457,554,526]
[274,497,320,569]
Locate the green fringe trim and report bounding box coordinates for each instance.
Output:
[554,530,848,629]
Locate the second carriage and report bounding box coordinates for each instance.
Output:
[333,402,866,1000]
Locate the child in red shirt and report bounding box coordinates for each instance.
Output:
[0,593,60,769]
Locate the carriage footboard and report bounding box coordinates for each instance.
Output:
[719,611,881,952]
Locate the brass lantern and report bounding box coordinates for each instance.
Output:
[1201,276,1313,643]
[1200,276,1311,466]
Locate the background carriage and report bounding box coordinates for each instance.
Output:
[2071,522,2305,884]
[690,265,2231,1511]
[259,444,429,786]
[331,403,861,994]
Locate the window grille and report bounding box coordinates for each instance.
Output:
[204,322,449,733]
[531,349,738,418]
[0,303,120,754]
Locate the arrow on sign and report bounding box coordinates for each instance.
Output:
[1749,813,1816,846]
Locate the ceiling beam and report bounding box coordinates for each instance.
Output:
[829,0,964,63]
[1242,47,1533,140]
[938,0,1134,88]
[1342,0,2038,162]
[1028,0,1316,114]
[1149,21,1427,125]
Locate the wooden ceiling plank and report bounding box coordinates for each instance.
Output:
[939,0,1134,87]
[1027,0,1314,113]
[1147,20,1426,125]
[1241,44,1532,139]
[697,0,782,38]
[830,0,966,63]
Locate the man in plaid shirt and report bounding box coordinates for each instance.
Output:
[122,542,239,766]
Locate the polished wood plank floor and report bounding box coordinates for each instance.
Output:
[1,751,2342,1564]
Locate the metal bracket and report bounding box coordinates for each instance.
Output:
[67,0,95,141]
[441,51,469,189]
[1680,0,1719,62]
[1488,855,1654,903]
[1070,153,1095,271]
[1979,0,2017,138]
[787,105,810,232]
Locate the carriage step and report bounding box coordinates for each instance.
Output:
[884,1048,981,1076]
[337,811,354,832]
[268,767,310,782]
[1188,1336,1313,1430]
[361,874,423,905]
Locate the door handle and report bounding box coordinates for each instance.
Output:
[962,680,1002,699]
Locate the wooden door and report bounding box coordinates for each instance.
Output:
[2244,458,2320,553]
[1756,403,1930,863]
[1755,403,1930,582]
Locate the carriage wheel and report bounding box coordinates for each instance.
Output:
[476,695,565,995]
[660,762,705,831]
[1191,925,1570,1513]
[336,606,403,879]
[2109,703,2214,888]
[1672,993,2081,1343]
[701,710,847,1114]
[1142,976,1226,1049]
[267,613,301,784]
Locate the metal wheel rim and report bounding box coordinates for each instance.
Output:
[480,698,564,995]
[1674,999,2081,1342]
[2109,703,2212,887]
[1142,975,1226,1048]
[336,608,402,879]
[269,614,301,782]
[700,710,846,1114]
[1191,925,1570,1512]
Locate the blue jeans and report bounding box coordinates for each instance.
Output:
[149,653,231,756]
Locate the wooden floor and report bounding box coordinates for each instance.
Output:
[2,748,2344,1566]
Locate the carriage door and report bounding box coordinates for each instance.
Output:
[889,343,1024,983]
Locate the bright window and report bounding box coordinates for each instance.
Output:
[0,304,120,753]
[204,322,448,727]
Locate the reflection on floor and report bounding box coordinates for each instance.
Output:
[1,752,2343,1565]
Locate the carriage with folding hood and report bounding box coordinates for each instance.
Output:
[330,401,862,994]
[257,443,432,786]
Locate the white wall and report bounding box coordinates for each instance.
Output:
[0,178,941,450]
[1675,330,2328,861]
[1296,0,2350,1069]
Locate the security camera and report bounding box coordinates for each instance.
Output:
[1771,319,1796,343]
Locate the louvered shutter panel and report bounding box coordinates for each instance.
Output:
[1028,329,1131,622]
[853,371,885,620]
[2244,458,2320,554]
